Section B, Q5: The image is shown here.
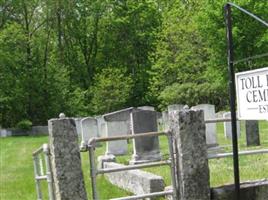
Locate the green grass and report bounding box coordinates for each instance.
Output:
[0,121,267,199]
[209,121,268,186]
[0,136,130,200]
[0,136,47,200]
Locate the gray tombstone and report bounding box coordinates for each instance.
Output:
[0,129,11,137]
[130,110,161,164]
[246,120,260,146]
[162,104,185,132]
[74,118,82,135]
[80,117,99,150]
[223,112,240,139]
[137,106,155,111]
[104,108,134,155]
[162,111,169,131]
[192,104,218,147]
[167,104,184,113]
[96,116,106,138]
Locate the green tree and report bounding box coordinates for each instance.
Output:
[149,0,268,110]
[90,67,133,114]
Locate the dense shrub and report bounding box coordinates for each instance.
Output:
[16,120,32,130]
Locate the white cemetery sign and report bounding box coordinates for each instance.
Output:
[235,67,268,120]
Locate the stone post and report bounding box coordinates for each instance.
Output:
[169,109,210,200]
[48,118,87,200]
[245,120,260,146]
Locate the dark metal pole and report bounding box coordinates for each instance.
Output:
[224,4,240,199]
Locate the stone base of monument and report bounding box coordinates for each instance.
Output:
[129,152,162,165]
[207,145,223,154]
[97,154,116,170]
[207,143,219,148]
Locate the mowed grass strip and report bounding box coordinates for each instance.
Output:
[0,121,267,199]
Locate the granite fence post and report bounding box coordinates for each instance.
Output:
[48,118,87,200]
[169,109,210,200]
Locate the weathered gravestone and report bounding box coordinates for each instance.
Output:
[130,109,161,164]
[96,116,106,138]
[245,120,260,146]
[162,111,169,131]
[160,104,185,132]
[74,117,82,135]
[223,112,241,139]
[104,108,133,155]
[192,104,218,147]
[80,117,99,150]
[48,118,87,200]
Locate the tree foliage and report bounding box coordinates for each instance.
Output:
[149,0,268,110]
[0,0,267,127]
[90,67,133,114]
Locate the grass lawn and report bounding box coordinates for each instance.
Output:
[0,121,267,199]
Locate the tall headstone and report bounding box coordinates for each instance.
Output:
[104,108,133,155]
[74,118,82,135]
[162,111,169,131]
[48,118,87,200]
[96,116,106,138]
[169,109,210,200]
[223,112,240,139]
[80,117,99,150]
[245,120,260,146]
[130,110,161,164]
[192,104,218,147]
[162,104,185,132]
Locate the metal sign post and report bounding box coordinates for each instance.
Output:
[224,4,240,199]
[224,2,268,199]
